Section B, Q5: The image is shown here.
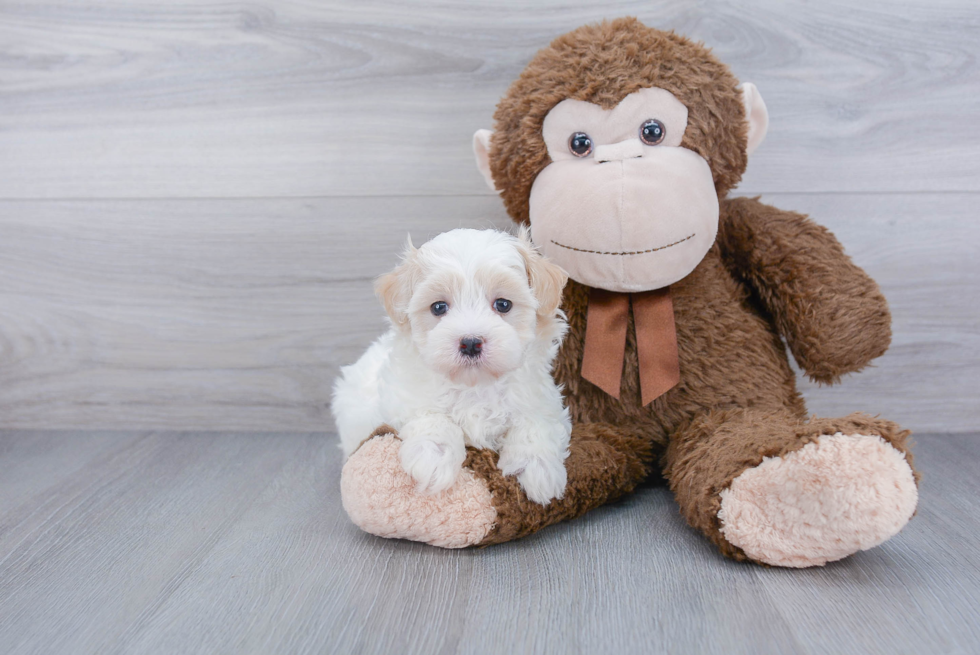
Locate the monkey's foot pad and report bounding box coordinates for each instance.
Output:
[340,434,497,548]
[718,433,918,568]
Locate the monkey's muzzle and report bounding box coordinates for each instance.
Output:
[529,145,719,293]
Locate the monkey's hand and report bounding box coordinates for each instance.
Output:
[717,196,891,383]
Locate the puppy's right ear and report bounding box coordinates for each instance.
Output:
[375,235,419,329]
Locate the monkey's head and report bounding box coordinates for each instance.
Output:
[473,18,768,293]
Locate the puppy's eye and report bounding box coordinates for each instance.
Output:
[430,301,448,316]
[493,298,513,313]
[639,119,666,146]
[568,132,593,158]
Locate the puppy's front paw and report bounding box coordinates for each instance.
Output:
[399,439,463,495]
[498,451,567,505]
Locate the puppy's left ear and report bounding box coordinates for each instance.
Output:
[375,235,420,329]
[516,226,567,317]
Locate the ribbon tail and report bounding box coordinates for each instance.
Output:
[632,286,680,406]
[581,288,630,399]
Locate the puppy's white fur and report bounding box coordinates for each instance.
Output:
[332,228,571,505]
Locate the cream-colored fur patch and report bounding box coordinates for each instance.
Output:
[341,435,497,549]
[718,433,917,568]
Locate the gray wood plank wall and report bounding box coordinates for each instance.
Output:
[1,0,978,432]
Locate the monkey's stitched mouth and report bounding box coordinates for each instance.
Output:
[550,233,695,256]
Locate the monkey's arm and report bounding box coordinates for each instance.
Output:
[716,196,891,383]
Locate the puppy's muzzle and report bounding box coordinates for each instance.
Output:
[458,337,484,359]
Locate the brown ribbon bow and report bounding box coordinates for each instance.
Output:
[581,287,680,406]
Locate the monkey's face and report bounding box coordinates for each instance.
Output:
[528,87,718,293]
[472,19,770,294]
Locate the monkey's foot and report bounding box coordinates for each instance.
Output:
[340,434,497,548]
[718,433,918,568]
[341,422,652,548]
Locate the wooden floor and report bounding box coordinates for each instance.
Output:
[0,430,976,655]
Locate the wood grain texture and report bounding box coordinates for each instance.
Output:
[2,4,977,653]
[0,430,977,654]
[0,0,977,198]
[1,193,976,433]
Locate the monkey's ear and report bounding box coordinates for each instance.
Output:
[472,129,500,193]
[740,83,769,156]
[374,235,419,329]
[516,226,567,318]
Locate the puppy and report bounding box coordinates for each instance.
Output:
[332,227,571,505]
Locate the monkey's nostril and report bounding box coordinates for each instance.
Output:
[459,337,484,358]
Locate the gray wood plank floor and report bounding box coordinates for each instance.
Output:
[0,430,976,655]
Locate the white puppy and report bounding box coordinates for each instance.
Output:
[332,227,571,505]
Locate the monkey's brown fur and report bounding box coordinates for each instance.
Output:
[469,18,916,558]
[489,18,749,225]
[351,18,915,561]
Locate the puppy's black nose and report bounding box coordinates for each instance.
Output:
[459,337,483,358]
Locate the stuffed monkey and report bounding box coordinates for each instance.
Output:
[340,18,918,567]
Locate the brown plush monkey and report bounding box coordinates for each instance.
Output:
[340,18,918,567]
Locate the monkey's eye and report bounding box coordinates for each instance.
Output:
[431,301,449,316]
[493,298,513,313]
[568,132,593,158]
[639,119,666,146]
